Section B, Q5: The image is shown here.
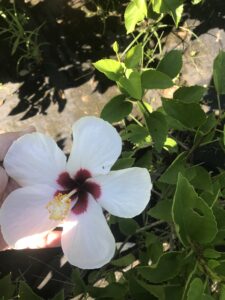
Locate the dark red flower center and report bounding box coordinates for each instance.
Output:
[56,169,101,215]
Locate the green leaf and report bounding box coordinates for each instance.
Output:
[212,206,225,230]
[201,189,219,207]
[203,248,221,259]
[157,50,182,78]
[188,166,213,193]
[162,112,188,131]
[125,44,142,69]
[194,113,216,144]
[93,59,123,81]
[219,284,225,300]
[119,71,142,100]
[135,150,152,168]
[12,36,20,55]
[174,85,206,103]
[213,51,225,95]
[224,125,225,146]
[187,278,204,300]
[181,260,198,300]
[145,111,168,151]
[135,279,165,299]
[148,199,173,222]
[142,69,174,89]
[0,274,16,299]
[88,283,128,299]
[165,285,183,300]
[50,290,64,300]
[214,261,225,277]
[101,95,132,123]
[171,4,183,27]
[152,0,183,14]
[112,157,135,170]
[148,244,164,265]
[111,253,136,267]
[145,233,163,264]
[172,174,218,246]
[137,251,183,283]
[200,114,217,134]
[207,259,220,270]
[124,0,147,34]
[192,0,203,3]
[112,41,119,54]
[122,124,149,144]
[162,98,206,128]
[118,218,139,235]
[19,282,42,300]
[126,272,155,300]
[213,171,225,189]
[202,295,214,300]
[71,268,86,296]
[159,152,187,184]
[163,137,178,153]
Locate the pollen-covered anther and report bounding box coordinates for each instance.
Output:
[46,193,72,221]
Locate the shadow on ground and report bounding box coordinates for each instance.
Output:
[0,0,128,119]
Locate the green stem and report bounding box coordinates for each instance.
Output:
[140,99,151,117]
[217,93,222,118]
[117,220,165,254]
[121,31,145,58]
[181,259,197,300]
[129,114,143,127]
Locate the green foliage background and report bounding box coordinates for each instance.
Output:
[3,0,225,299]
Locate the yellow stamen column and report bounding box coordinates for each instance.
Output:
[46,189,77,221]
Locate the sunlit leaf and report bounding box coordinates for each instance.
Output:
[124,0,147,34]
[125,44,142,69]
[119,71,143,100]
[93,59,123,81]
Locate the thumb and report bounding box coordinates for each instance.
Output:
[0,167,8,206]
[0,126,36,161]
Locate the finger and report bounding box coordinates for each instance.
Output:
[0,230,62,251]
[3,178,19,201]
[0,227,8,250]
[0,167,8,205]
[0,126,36,161]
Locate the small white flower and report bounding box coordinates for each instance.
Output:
[0,116,152,269]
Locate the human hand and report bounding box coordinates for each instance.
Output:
[0,128,61,250]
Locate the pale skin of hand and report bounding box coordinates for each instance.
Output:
[0,128,61,250]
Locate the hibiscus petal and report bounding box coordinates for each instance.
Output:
[90,168,152,218]
[0,185,59,247]
[4,133,66,187]
[67,116,122,176]
[61,195,115,269]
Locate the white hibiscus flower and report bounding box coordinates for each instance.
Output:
[0,116,152,269]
